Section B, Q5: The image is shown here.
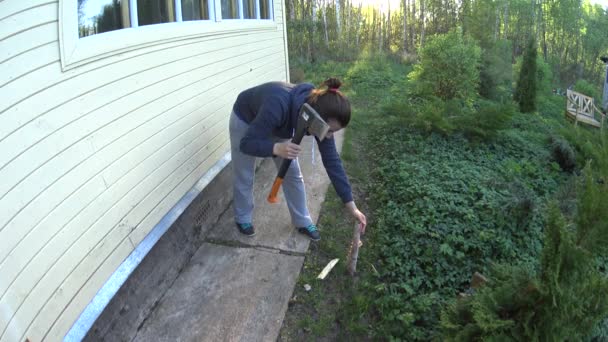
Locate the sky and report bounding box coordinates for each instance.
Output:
[348,0,608,11]
[589,0,608,7]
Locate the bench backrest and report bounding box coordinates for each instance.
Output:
[567,89,595,118]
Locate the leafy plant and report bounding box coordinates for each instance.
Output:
[574,79,601,103]
[456,100,515,141]
[408,30,481,103]
[441,165,608,341]
[550,136,577,172]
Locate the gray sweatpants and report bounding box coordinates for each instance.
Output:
[229,111,313,228]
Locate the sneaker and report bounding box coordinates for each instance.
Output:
[236,222,255,236]
[297,224,321,241]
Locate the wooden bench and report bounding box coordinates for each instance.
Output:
[565,89,605,129]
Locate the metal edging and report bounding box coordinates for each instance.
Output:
[64,152,232,342]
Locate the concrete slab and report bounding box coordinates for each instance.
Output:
[127,131,345,342]
[207,132,344,254]
[132,243,304,342]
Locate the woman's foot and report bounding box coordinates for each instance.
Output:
[236,222,255,236]
[297,224,320,241]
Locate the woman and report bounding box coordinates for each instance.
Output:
[229,77,367,241]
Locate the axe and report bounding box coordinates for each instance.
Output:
[267,103,330,203]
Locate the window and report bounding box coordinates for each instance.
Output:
[62,0,276,70]
[77,0,273,38]
[181,0,210,21]
[78,0,130,37]
[137,0,175,26]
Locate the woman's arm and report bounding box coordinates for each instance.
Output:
[345,201,367,233]
[317,137,367,232]
[239,95,289,157]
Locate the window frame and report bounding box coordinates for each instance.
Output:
[60,0,276,71]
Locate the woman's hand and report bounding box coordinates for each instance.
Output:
[273,142,302,159]
[345,201,367,234]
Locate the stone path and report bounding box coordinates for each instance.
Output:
[130,132,343,342]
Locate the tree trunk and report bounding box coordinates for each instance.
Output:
[356,3,362,49]
[420,0,426,48]
[494,6,500,42]
[335,0,341,35]
[289,0,295,21]
[503,1,509,40]
[322,0,329,49]
[411,0,416,50]
[530,0,535,40]
[403,0,408,54]
[378,9,383,52]
[387,0,391,51]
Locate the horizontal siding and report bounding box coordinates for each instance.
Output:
[0,41,59,87]
[0,30,282,138]
[0,0,56,21]
[0,21,57,63]
[17,56,286,342]
[0,33,282,230]
[0,2,57,40]
[0,0,289,339]
[0,40,284,338]
[0,44,285,336]
[0,38,285,268]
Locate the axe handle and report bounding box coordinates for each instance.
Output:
[267,127,307,203]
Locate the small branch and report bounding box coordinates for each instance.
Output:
[347,223,362,276]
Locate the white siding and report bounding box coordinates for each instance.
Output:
[0,0,289,340]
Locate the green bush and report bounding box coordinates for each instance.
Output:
[408,30,481,102]
[479,40,513,102]
[574,79,601,103]
[550,136,577,172]
[514,38,538,113]
[456,100,515,141]
[513,53,554,101]
[440,212,604,341]
[367,124,562,340]
[441,165,608,341]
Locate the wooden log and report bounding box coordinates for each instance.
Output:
[347,223,363,276]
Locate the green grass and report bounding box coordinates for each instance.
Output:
[280,55,608,341]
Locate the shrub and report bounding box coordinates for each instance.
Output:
[574,79,601,103]
[513,53,554,101]
[408,30,481,102]
[441,166,608,341]
[479,40,513,102]
[514,38,538,113]
[550,136,577,172]
[456,100,515,141]
[289,67,305,83]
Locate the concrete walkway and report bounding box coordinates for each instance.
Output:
[130,132,344,342]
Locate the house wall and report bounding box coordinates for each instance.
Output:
[0,1,288,340]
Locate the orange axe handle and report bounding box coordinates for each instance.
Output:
[268,115,307,203]
[267,177,284,203]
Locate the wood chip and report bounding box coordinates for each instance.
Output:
[317,258,339,279]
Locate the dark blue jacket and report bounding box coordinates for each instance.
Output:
[233,81,353,203]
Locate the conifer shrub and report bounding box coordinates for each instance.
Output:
[514,38,538,113]
[440,165,608,341]
[550,136,577,172]
[456,100,515,141]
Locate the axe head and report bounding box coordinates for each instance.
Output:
[299,103,330,141]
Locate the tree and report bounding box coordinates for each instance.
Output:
[514,38,538,113]
[408,29,481,102]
